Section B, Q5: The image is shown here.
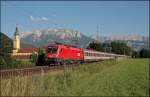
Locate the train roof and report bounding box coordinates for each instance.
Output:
[46,42,83,49]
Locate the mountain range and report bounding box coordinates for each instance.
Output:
[1,28,148,51]
[20,28,94,48]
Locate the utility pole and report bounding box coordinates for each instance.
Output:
[96,25,100,42]
[123,48,125,55]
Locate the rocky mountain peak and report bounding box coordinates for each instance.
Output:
[20,28,94,48]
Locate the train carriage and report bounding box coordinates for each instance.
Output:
[84,50,116,62]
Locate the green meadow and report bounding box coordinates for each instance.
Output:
[0,58,149,96]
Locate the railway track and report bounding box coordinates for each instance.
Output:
[0,61,105,79]
[0,65,65,79]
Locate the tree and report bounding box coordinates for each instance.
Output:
[36,48,45,66]
[139,48,150,58]
[86,41,103,51]
[111,41,132,55]
[131,50,139,58]
[0,32,13,69]
[102,42,112,52]
[30,52,38,63]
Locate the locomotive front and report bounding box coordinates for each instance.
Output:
[45,45,60,64]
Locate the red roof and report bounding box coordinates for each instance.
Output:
[17,48,39,53]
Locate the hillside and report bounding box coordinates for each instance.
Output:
[0,32,13,53]
[1,58,149,96]
[20,28,94,48]
[0,32,35,50]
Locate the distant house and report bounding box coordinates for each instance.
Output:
[12,48,39,61]
[11,26,39,61]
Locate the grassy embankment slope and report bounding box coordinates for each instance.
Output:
[1,58,149,96]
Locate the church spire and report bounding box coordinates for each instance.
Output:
[13,24,20,53]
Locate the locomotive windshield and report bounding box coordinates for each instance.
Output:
[47,46,57,53]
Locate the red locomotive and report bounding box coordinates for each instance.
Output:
[44,42,126,65]
[45,43,84,65]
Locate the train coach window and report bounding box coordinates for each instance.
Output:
[93,53,95,56]
[84,52,86,56]
[89,53,91,56]
[90,53,93,56]
[85,52,88,56]
[97,54,99,56]
[87,52,89,56]
[97,54,99,57]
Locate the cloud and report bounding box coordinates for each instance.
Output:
[30,16,49,22]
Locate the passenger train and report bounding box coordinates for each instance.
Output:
[44,42,127,65]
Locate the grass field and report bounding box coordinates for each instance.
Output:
[0,58,149,96]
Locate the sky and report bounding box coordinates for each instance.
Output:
[1,1,149,38]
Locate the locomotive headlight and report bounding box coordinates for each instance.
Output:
[77,53,80,56]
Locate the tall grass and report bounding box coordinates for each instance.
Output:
[0,58,149,96]
[0,60,34,70]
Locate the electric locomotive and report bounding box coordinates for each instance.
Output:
[45,43,84,65]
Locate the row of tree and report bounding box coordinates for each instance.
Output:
[86,41,149,58]
[132,48,150,58]
[87,41,132,55]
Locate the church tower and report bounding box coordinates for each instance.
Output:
[13,26,20,53]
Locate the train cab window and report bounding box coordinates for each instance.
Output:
[47,47,58,53]
[60,48,63,52]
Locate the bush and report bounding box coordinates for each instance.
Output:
[36,48,45,66]
[30,52,38,63]
[139,49,150,58]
